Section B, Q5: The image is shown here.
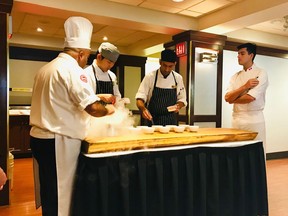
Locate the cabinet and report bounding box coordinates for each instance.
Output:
[9,115,31,158]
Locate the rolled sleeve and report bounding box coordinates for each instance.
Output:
[176,75,187,107]
[68,69,100,111]
[78,94,100,111]
[247,71,269,99]
[135,74,154,103]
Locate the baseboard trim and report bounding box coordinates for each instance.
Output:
[267,151,288,160]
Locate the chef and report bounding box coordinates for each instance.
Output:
[29,16,115,216]
[135,49,187,126]
[85,42,121,104]
[225,43,269,153]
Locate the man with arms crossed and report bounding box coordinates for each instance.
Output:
[225,43,268,152]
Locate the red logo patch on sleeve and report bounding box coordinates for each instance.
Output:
[80,75,88,83]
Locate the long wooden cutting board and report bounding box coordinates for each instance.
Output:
[82,128,258,154]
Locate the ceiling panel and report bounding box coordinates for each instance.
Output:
[10,11,25,32]
[248,17,288,37]
[9,0,288,56]
[107,0,144,6]
[188,0,232,14]
[141,0,203,10]
[179,9,203,17]
[18,14,64,37]
[92,26,136,43]
[115,31,156,46]
[139,1,182,13]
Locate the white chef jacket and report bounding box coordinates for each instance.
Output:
[84,60,121,99]
[226,64,269,152]
[226,64,268,113]
[30,52,99,140]
[135,69,187,106]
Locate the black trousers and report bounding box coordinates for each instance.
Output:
[30,136,57,216]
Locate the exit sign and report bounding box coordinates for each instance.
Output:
[176,42,187,57]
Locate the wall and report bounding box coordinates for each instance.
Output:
[9,59,46,105]
[222,50,288,154]
[124,66,141,111]
[194,48,217,116]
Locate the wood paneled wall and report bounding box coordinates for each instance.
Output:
[0,0,13,205]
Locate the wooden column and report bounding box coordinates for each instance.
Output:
[164,30,227,127]
[0,0,13,205]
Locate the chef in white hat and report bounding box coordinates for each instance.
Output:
[85,42,121,105]
[30,16,115,216]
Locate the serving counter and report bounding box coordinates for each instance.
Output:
[82,128,258,154]
[72,128,268,216]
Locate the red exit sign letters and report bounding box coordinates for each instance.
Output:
[176,42,187,57]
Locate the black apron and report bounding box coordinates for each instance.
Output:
[147,70,178,126]
[92,65,114,95]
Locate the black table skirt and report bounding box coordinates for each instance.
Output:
[72,141,268,216]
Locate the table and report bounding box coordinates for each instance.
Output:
[72,140,268,216]
[82,128,258,154]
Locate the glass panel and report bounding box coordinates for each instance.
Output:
[124,66,141,110]
[194,47,218,115]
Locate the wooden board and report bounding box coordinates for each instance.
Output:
[82,128,258,154]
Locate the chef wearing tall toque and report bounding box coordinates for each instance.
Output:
[85,42,121,105]
[136,49,187,126]
[30,16,115,216]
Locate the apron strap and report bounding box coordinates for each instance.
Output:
[92,65,113,94]
[151,70,178,98]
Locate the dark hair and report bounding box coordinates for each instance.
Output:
[237,43,257,61]
[95,50,105,60]
[161,49,177,63]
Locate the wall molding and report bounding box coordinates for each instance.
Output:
[267,151,288,160]
[225,41,288,59]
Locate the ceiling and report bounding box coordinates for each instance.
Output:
[9,0,288,57]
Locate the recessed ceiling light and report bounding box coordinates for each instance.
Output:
[36,27,43,32]
[172,0,184,2]
[103,36,108,41]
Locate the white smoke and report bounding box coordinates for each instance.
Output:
[85,100,136,143]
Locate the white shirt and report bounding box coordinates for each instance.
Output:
[30,53,99,139]
[226,64,269,112]
[135,69,187,106]
[84,60,121,99]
